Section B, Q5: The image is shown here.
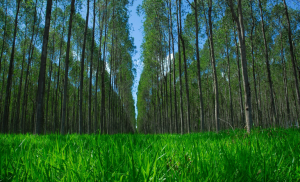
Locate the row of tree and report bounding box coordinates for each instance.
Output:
[137,0,299,134]
[0,0,136,134]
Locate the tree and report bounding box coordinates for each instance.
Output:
[61,0,75,135]
[228,0,252,133]
[35,0,53,134]
[2,0,21,133]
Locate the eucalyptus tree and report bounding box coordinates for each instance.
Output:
[228,0,252,133]
[35,0,53,134]
[61,0,75,135]
[282,0,300,108]
[79,0,89,134]
[2,0,21,133]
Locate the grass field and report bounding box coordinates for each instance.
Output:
[1,128,300,181]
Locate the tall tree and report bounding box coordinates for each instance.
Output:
[79,0,89,134]
[228,0,252,133]
[258,0,277,126]
[61,0,75,135]
[282,0,300,108]
[176,0,184,134]
[208,0,219,132]
[2,0,21,133]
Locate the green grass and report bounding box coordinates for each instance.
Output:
[1,128,300,181]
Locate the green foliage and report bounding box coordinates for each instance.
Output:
[1,128,300,181]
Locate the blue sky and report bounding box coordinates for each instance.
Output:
[128,0,144,119]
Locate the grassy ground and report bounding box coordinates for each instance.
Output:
[1,128,300,181]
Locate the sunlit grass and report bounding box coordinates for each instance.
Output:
[1,128,300,181]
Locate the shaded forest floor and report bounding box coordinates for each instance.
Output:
[1,128,300,181]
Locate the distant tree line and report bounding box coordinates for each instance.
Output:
[0,0,136,134]
[137,0,300,134]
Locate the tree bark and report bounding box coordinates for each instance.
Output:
[176,0,184,134]
[168,0,173,133]
[194,0,205,132]
[35,0,53,134]
[258,0,277,126]
[234,28,244,127]
[101,0,108,134]
[88,0,96,134]
[95,7,105,133]
[282,0,300,108]
[228,0,252,133]
[79,0,89,134]
[250,2,260,126]
[2,0,21,133]
[179,0,191,134]
[14,19,28,133]
[208,0,219,133]
[61,0,75,135]
[0,0,8,73]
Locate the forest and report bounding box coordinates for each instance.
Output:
[137,0,300,134]
[1,0,300,181]
[0,0,136,134]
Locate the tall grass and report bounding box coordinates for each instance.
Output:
[1,128,300,181]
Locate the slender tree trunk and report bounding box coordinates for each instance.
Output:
[61,0,75,134]
[54,10,66,133]
[108,0,115,134]
[88,0,96,134]
[95,7,105,133]
[176,0,184,134]
[35,0,53,134]
[101,0,108,134]
[79,0,89,134]
[283,0,300,108]
[281,32,291,127]
[168,0,173,133]
[0,0,8,73]
[2,0,21,133]
[14,19,28,133]
[179,0,191,133]
[229,0,252,133]
[169,0,178,133]
[194,0,204,132]
[258,0,277,126]
[226,33,233,128]
[208,0,219,133]
[234,28,244,127]
[45,60,52,134]
[250,3,260,126]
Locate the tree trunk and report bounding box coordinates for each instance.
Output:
[35,0,53,134]
[234,28,244,127]
[88,0,96,134]
[194,0,204,132]
[14,19,28,133]
[176,0,184,134]
[2,0,21,133]
[168,0,173,133]
[283,0,300,108]
[258,0,277,126]
[101,0,108,134]
[250,2,260,126]
[208,0,219,133]
[281,32,291,127]
[229,0,252,133]
[61,0,75,135]
[171,2,178,134]
[79,0,89,134]
[95,7,105,133]
[0,0,8,73]
[226,33,233,128]
[179,0,191,133]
